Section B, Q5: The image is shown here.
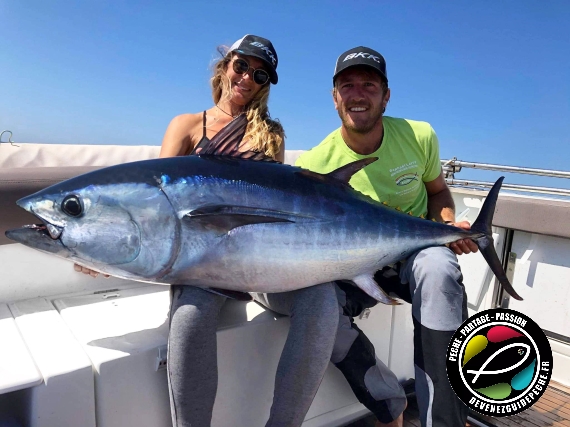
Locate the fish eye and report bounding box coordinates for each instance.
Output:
[61,195,83,217]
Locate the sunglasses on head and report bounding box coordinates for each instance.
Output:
[231,58,270,85]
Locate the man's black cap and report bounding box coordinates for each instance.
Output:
[229,34,279,84]
[333,46,388,85]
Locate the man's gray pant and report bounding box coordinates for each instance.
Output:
[333,246,468,426]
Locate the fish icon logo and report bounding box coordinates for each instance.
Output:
[446,309,552,417]
[395,172,418,186]
[466,342,531,384]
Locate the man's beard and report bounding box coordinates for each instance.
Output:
[338,104,384,134]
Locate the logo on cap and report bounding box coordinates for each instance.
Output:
[344,52,383,64]
[250,41,276,65]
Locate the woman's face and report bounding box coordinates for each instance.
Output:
[225,54,268,106]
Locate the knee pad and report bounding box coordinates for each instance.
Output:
[334,324,401,423]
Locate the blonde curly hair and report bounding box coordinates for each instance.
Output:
[210,46,285,159]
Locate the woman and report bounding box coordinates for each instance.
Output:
[77,35,339,427]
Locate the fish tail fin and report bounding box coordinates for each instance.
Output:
[470,177,523,301]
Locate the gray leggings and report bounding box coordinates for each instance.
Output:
[332,246,467,426]
[167,284,338,427]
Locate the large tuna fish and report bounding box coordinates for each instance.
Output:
[5,116,522,304]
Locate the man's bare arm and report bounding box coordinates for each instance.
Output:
[425,171,478,255]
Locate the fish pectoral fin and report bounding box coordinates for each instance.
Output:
[190,204,295,218]
[184,205,306,230]
[184,206,294,233]
[352,274,400,306]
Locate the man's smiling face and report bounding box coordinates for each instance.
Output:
[333,66,390,135]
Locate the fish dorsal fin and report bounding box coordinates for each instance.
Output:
[297,157,378,185]
[196,113,276,163]
[328,158,378,183]
[183,205,294,233]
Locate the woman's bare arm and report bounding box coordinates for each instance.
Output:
[159,114,201,158]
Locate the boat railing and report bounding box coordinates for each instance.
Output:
[442,157,570,197]
[3,138,570,196]
[0,130,19,147]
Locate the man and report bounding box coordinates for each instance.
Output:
[296,47,478,427]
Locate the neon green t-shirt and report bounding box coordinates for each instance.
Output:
[295,116,441,217]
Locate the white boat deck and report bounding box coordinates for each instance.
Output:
[347,381,570,426]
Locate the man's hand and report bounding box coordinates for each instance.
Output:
[74,263,110,278]
[425,173,477,256]
[447,221,479,256]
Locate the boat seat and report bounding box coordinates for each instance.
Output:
[0,304,41,426]
[0,304,43,395]
[2,282,382,427]
[45,285,293,427]
[6,298,96,427]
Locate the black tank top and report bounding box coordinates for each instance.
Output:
[188,111,274,162]
[189,111,210,155]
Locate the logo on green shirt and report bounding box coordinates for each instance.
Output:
[395,172,419,186]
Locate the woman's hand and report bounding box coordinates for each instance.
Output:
[74,263,110,278]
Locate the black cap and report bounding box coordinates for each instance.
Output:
[229,34,279,84]
[333,46,388,85]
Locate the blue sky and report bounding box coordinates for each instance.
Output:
[1,1,569,190]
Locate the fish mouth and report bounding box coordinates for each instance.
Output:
[5,195,60,250]
[5,202,69,255]
[5,220,67,256]
[13,196,65,240]
[19,222,63,240]
[22,205,64,240]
